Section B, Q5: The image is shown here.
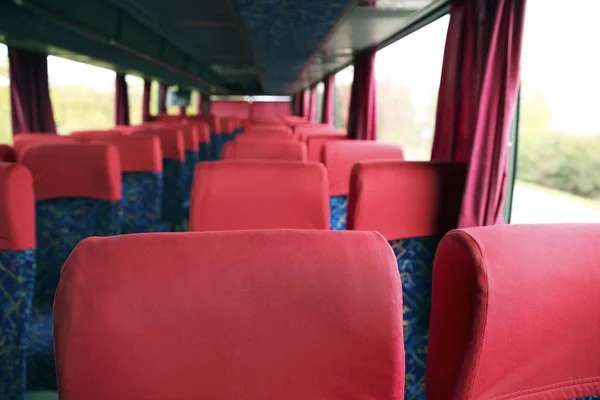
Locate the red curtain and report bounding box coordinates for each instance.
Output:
[321,74,335,125]
[432,0,526,227]
[142,80,151,122]
[115,74,130,126]
[347,50,377,140]
[197,93,203,115]
[294,94,302,116]
[8,47,56,134]
[159,84,168,114]
[308,86,318,122]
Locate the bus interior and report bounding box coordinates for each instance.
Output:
[0,0,599,399]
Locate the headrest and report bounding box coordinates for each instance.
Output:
[136,128,185,162]
[20,143,122,201]
[0,162,35,250]
[54,230,405,400]
[178,125,199,152]
[79,135,163,173]
[323,141,405,196]
[306,134,347,162]
[347,161,466,240]
[190,161,329,231]
[191,114,221,133]
[223,140,307,162]
[220,117,240,133]
[237,133,295,142]
[0,144,17,162]
[154,114,181,123]
[295,124,345,142]
[186,122,210,144]
[427,224,600,400]
[13,134,75,157]
[70,129,125,139]
[244,125,292,137]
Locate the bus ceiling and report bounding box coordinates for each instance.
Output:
[0,0,449,95]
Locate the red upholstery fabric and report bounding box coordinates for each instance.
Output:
[136,128,185,162]
[294,124,345,142]
[190,161,329,231]
[154,114,181,123]
[306,134,347,162]
[323,141,405,196]
[20,143,121,201]
[223,140,307,162]
[0,162,35,250]
[54,230,405,400]
[78,134,163,173]
[0,144,17,162]
[177,125,199,152]
[251,102,292,119]
[347,161,466,240]
[13,134,74,157]
[186,122,210,144]
[191,114,221,133]
[115,74,130,126]
[427,224,600,400]
[244,125,292,137]
[238,133,295,142]
[210,101,251,119]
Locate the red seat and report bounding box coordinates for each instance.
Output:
[427,224,600,400]
[54,230,406,400]
[13,134,74,158]
[223,139,307,161]
[323,141,405,197]
[306,133,347,162]
[0,144,17,162]
[244,125,292,138]
[189,161,329,231]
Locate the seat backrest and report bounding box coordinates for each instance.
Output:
[54,230,405,400]
[244,125,292,137]
[13,134,74,157]
[190,161,329,231]
[347,161,466,399]
[0,144,17,162]
[323,141,405,197]
[427,224,600,400]
[0,162,35,399]
[81,134,164,234]
[237,133,295,142]
[20,143,122,308]
[136,128,186,227]
[223,139,307,161]
[306,134,347,162]
[186,121,211,162]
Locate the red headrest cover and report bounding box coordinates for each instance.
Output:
[237,133,295,142]
[190,161,329,231]
[244,125,292,137]
[13,134,75,157]
[54,230,405,400]
[20,143,122,201]
[306,134,347,162]
[192,114,221,133]
[187,122,210,144]
[178,125,199,152]
[222,140,307,162]
[323,141,405,196]
[79,134,163,173]
[136,128,185,161]
[347,161,466,240]
[0,162,35,250]
[427,224,600,400]
[0,144,17,162]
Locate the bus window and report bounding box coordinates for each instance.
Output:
[126,75,144,126]
[334,65,353,130]
[510,0,600,223]
[0,44,9,144]
[187,90,200,117]
[375,15,449,160]
[48,56,115,134]
[315,82,324,122]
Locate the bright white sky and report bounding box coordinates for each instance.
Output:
[2,0,600,134]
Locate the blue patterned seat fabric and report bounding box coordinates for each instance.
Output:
[390,236,441,400]
[329,195,348,230]
[209,133,221,160]
[162,159,186,230]
[121,172,165,234]
[0,250,35,400]
[184,150,199,208]
[27,198,120,391]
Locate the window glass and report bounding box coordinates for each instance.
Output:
[375,15,449,160]
[48,56,115,133]
[0,44,9,144]
[186,90,200,116]
[126,74,144,126]
[315,83,324,122]
[334,65,353,130]
[511,0,600,223]
[150,81,160,116]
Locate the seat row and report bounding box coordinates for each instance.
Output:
[4,160,599,399]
